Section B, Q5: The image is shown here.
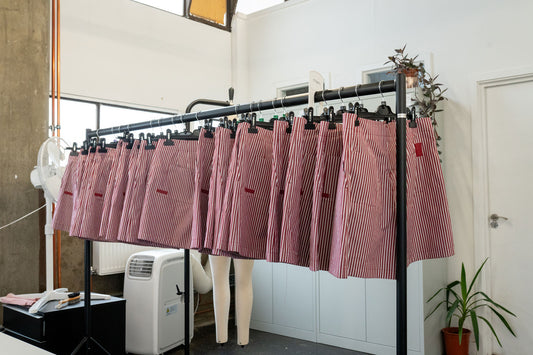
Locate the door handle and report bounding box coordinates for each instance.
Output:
[489,214,508,229]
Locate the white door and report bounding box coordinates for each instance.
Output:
[485,77,533,354]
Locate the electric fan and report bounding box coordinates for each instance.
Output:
[30,137,70,291]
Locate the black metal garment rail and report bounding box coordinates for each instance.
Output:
[78,74,407,355]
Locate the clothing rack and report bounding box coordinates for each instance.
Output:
[80,73,407,355]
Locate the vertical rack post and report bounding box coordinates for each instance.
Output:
[84,240,92,353]
[395,72,407,355]
[184,249,190,354]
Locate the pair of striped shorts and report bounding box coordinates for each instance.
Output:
[78,147,116,240]
[329,114,454,279]
[70,149,97,236]
[99,140,124,239]
[52,153,79,232]
[190,129,216,250]
[202,127,235,255]
[215,122,273,259]
[279,117,319,266]
[118,139,157,245]
[266,120,291,262]
[138,138,198,249]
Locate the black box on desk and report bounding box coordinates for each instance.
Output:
[2,296,125,355]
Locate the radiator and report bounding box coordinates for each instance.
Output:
[92,242,158,275]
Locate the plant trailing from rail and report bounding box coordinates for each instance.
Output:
[385,45,449,144]
[425,258,517,352]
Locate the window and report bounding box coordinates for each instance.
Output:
[49,98,176,146]
[132,0,184,16]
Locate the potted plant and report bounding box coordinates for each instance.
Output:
[425,259,517,355]
[384,45,420,88]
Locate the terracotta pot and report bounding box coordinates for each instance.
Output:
[442,327,471,355]
[402,68,419,77]
[401,68,419,88]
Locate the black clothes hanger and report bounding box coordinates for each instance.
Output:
[145,133,156,150]
[98,138,108,153]
[89,138,97,153]
[68,142,79,156]
[163,129,174,146]
[248,113,258,134]
[126,133,135,149]
[136,133,145,149]
[407,107,418,128]
[328,106,337,129]
[305,107,317,130]
[204,119,214,138]
[81,140,89,155]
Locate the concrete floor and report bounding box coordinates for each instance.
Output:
[167,325,370,355]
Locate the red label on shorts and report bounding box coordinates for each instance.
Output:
[201,188,209,194]
[64,191,73,196]
[415,143,423,157]
[244,187,255,194]
[156,189,168,195]
[94,193,103,197]
[322,193,330,198]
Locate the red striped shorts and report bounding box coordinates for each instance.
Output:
[329,113,454,279]
[138,138,198,248]
[70,150,96,236]
[78,147,116,240]
[279,117,319,266]
[118,140,158,245]
[203,127,234,255]
[52,153,79,232]
[104,141,136,241]
[266,120,290,262]
[190,129,216,250]
[99,140,124,239]
[117,140,143,242]
[309,121,343,271]
[215,122,272,259]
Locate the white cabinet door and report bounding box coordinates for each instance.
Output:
[366,262,423,353]
[251,260,273,324]
[318,271,366,340]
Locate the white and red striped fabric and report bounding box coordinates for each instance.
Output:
[190,129,215,250]
[266,120,290,262]
[405,116,454,266]
[329,113,454,279]
[78,146,116,240]
[118,140,158,245]
[117,140,142,242]
[104,141,136,241]
[309,121,343,271]
[70,149,96,236]
[98,140,123,239]
[203,127,235,255]
[138,138,198,249]
[226,123,273,259]
[52,153,79,232]
[279,117,319,266]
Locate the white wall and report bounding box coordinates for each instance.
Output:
[60,0,232,112]
[232,0,533,282]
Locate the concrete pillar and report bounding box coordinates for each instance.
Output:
[0,0,49,307]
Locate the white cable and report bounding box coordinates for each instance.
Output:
[194,292,200,314]
[0,204,46,231]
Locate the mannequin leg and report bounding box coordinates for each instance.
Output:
[210,255,231,344]
[234,259,254,346]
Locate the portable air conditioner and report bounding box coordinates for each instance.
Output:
[124,249,193,355]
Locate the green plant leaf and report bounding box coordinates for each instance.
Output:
[427,287,445,303]
[479,315,503,347]
[479,292,516,316]
[461,263,467,301]
[458,317,465,344]
[471,310,480,350]
[489,306,517,337]
[446,299,460,327]
[425,300,446,320]
[467,258,488,296]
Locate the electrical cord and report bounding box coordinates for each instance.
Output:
[194,292,200,314]
[0,204,46,231]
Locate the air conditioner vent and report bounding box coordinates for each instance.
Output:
[128,255,155,278]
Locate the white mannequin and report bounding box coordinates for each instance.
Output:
[210,255,254,346]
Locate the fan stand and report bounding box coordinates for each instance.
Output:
[44,196,54,291]
[71,240,111,355]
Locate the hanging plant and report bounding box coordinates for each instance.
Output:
[385,45,448,143]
